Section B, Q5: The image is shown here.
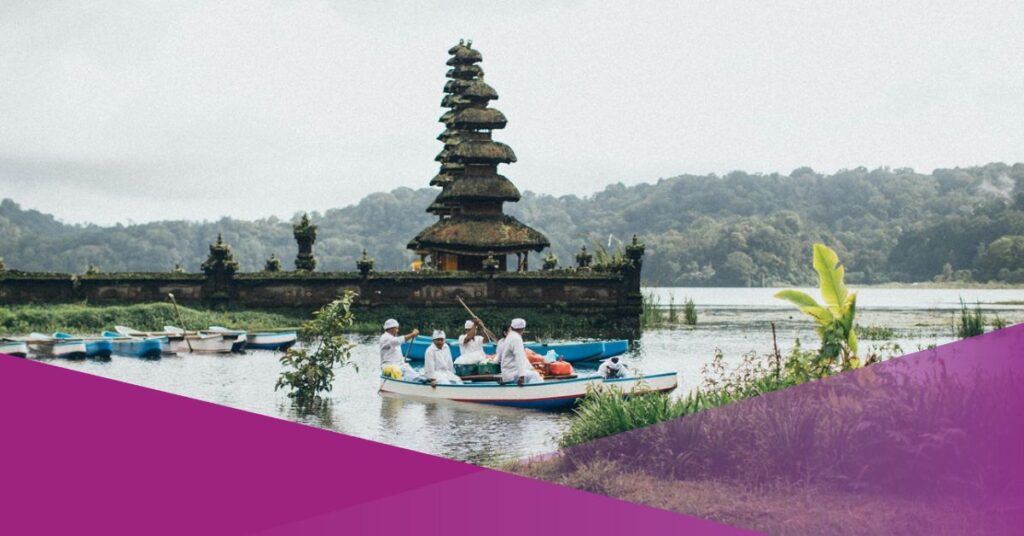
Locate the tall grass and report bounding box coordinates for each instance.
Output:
[683,298,697,325]
[954,298,985,339]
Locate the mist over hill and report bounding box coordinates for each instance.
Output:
[3,163,1023,286]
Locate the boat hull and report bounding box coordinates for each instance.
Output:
[402,337,629,363]
[246,331,297,351]
[379,375,605,410]
[603,372,678,394]
[27,340,87,359]
[167,335,234,354]
[0,341,29,358]
[103,335,165,359]
[84,339,113,359]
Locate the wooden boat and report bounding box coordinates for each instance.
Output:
[245,330,297,351]
[402,337,629,363]
[205,326,247,352]
[380,371,678,409]
[0,338,29,358]
[27,333,87,359]
[161,326,235,354]
[54,332,112,359]
[102,332,165,359]
[602,372,678,394]
[379,374,605,410]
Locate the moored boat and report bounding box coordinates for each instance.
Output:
[245,330,297,351]
[379,374,605,410]
[402,336,629,363]
[27,333,87,359]
[0,338,29,358]
[602,371,678,394]
[54,332,112,359]
[161,326,234,354]
[205,326,247,352]
[102,332,165,359]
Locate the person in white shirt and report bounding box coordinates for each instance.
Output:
[598,356,631,379]
[424,330,462,385]
[379,318,422,381]
[499,318,542,385]
[458,319,487,363]
[493,325,510,361]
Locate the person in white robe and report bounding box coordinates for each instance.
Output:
[458,319,487,364]
[424,330,462,385]
[499,318,542,385]
[379,318,422,381]
[598,356,631,379]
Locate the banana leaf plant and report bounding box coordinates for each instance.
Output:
[775,243,859,373]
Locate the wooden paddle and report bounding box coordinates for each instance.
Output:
[456,296,497,342]
[167,293,193,353]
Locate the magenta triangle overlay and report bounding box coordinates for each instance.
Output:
[0,356,749,535]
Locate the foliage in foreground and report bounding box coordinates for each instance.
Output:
[275,291,358,407]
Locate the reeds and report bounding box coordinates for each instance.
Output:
[954,298,985,339]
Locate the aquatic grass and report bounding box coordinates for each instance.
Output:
[856,324,898,340]
[683,298,698,325]
[640,290,664,328]
[954,298,985,339]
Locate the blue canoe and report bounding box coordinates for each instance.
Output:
[54,332,112,359]
[102,332,166,359]
[401,336,628,363]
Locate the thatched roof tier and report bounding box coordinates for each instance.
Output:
[430,172,459,186]
[449,140,517,164]
[447,64,483,80]
[408,215,550,254]
[439,175,520,202]
[440,94,474,109]
[461,79,498,101]
[440,161,465,173]
[447,107,507,130]
[443,79,472,95]
[447,43,483,62]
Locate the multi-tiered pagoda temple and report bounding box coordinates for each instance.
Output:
[408,41,550,272]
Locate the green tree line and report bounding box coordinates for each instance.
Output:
[2,162,1022,286]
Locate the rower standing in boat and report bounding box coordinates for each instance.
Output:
[424,331,462,385]
[380,319,422,381]
[499,318,542,385]
[598,356,631,379]
[458,319,487,363]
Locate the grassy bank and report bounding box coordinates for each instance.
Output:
[0,303,311,335]
[0,302,636,337]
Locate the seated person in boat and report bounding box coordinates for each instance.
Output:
[424,330,462,385]
[598,356,631,379]
[379,319,422,381]
[492,325,510,360]
[458,319,487,363]
[499,318,542,385]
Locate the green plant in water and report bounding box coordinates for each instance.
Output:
[275,290,358,408]
[683,298,697,326]
[640,290,664,328]
[774,243,859,373]
[856,324,897,340]
[991,315,1008,330]
[954,298,985,339]
[667,296,679,323]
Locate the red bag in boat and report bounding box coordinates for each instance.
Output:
[546,361,573,376]
[526,349,545,364]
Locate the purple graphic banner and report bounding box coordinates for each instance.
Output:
[0,354,748,535]
[526,324,1024,534]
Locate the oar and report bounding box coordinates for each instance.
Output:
[167,293,193,353]
[456,296,497,342]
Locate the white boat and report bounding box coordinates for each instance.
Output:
[245,330,297,351]
[205,326,247,352]
[1,338,29,358]
[161,326,234,354]
[26,333,87,359]
[379,371,679,410]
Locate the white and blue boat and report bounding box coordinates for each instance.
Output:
[0,338,29,358]
[54,332,112,359]
[205,326,248,352]
[245,330,297,351]
[401,336,629,363]
[102,332,166,359]
[378,371,677,410]
[27,333,87,359]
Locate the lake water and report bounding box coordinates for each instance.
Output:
[39,287,1024,465]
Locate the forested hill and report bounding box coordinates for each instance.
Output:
[3,163,1023,286]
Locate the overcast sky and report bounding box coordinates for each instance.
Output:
[1,1,1022,225]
